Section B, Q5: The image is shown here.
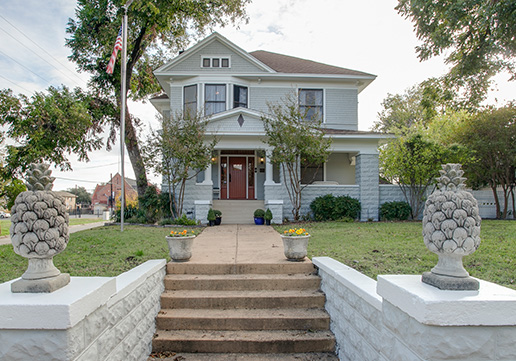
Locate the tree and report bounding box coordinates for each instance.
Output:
[380,131,448,219]
[262,92,332,221]
[144,112,217,219]
[66,0,250,198]
[67,186,92,205]
[0,87,107,176]
[396,0,516,105]
[2,179,26,210]
[452,104,516,219]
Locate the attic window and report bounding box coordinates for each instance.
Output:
[202,56,231,68]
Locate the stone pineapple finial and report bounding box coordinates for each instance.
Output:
[422,164,481,290]
[26,163,55,191]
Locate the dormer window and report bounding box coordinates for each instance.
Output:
[202,56,231,68]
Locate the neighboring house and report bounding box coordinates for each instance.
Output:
[54,191,77,213]
[151,32,387,222]
[91,173,138,215]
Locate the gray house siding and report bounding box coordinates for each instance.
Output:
[250,87,293,113]
[325,89,358,130]
[170,40,267,74]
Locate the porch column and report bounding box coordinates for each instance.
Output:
[202,163,213,185]
[264,153,274,185]
[355,153,379,221]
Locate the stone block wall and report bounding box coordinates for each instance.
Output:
[355,154,379,221]
[0,260,166,361]
[314,257,516,361]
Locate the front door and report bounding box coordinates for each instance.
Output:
[229,157,246,199]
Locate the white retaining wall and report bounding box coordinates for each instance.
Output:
[314,256,516,361]
[0,260,166,361]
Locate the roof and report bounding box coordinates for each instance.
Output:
[249,50,374,77]
[54,191,77,198]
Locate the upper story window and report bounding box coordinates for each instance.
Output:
[299,89,323,121]
[205,84,226,116]
[202,56,230,68]
[184,85,197,116]
[233,85,248,108]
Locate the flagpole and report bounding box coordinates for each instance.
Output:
[120,0,133,232]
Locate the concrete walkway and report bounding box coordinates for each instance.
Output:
[0,221,105,246]
[186,224,303,265]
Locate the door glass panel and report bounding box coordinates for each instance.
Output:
[233,163,243,171]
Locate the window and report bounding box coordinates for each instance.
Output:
[301,158,324,184]
[233,85,248,108]
[299,89,323,121]
[205,84,226,115]
[201,57,231,68]
[183,85,197,116]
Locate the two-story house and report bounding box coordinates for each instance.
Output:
[151,33,385,223]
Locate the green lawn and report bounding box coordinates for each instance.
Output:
[1,221,515,291]
[0,225,173,283]
[297,220,516,290]
[0,217,103,236]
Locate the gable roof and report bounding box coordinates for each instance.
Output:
[249,51,373,77]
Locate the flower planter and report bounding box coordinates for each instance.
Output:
[166,235,195,262]
[254,217,265,225]
[215,217,222,226]
[265,219,271,226]
[281,235,310,261]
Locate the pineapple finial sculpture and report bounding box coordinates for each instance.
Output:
[422,163,481,290]
[10,163,70,293]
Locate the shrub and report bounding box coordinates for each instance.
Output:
[207,209,216,221]
[310,194,361,221]
[160,214,198,226]
[254,209,265,218]
[380,201,412,221]
[114,205,141,222]
[213,209,222,218]
[265,208,273,220]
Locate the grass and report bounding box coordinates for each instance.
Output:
[279,220,516,290]
[0,225,174,283]
[1,220,515,291]
[0,217,103,236]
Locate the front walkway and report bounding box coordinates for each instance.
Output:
[189,224,301,265]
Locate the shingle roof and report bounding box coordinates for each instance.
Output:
[249,50,373,77]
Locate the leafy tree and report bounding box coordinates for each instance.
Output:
[380,131,448,219]
[262,92,332,221]
[144,112,217,219]
[0,87,107,176]
[66,0,250,198]
[67,186,92,205]
[396,0,516,105]
[452,104,516,219]
[2,179,26,210]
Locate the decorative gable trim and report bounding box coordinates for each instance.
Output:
[155,32,276,74]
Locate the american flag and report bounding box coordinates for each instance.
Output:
[106,26,123,74]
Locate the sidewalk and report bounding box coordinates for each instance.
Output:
[0,221,105,246]
[185,224,298,265]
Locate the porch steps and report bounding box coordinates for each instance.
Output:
[151,262,337,358]
[212,200,265,224]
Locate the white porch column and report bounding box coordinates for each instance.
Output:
[203,163,213,185]
[264,153,274,185]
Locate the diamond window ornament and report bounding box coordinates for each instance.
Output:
[237,114,245,127]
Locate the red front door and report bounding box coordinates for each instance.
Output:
[229,157,246,199]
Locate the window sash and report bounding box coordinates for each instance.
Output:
[183,85,197,116]
[299,89,323,121]
[233,85,248,108]
[205,84,226,116]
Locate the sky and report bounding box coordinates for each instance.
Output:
[0,0,514,193]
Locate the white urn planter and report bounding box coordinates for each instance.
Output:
[166,235,195,262]
[281,234,310,261]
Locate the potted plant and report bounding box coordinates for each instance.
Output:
[264,208,273,225]
[207,208,216,226]
[254,209,265,225]
[214,209,222,225]
[280,228,310,261]
[166,229,197,262]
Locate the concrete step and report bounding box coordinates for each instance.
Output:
[212,200,265,224]
[160,289,326,309]
[156,308,330,331]
[152,330,335,354]
[164,274,321,291]
[166,262,316,275]
[148,352,339,360]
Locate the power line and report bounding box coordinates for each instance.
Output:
[0,14,86,85]
[54,176,102,184]
[0,73,32,93]
[0,25,86,87]
[0,48,51,84]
